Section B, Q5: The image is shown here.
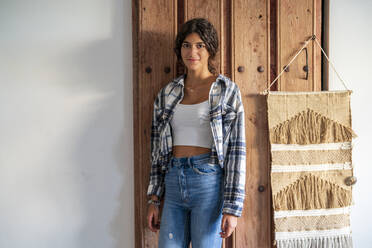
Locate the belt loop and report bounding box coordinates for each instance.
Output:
[187,157,192,167]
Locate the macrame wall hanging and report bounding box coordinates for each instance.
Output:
[263,35,357,248]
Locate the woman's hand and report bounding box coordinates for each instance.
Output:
[220,213,238,238]
[147,204,161,232]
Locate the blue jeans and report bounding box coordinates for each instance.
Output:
[158,152,224,248]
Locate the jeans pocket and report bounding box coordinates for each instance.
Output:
[192,162,219,175]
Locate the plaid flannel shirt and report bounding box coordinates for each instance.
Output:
[147,74,246,217]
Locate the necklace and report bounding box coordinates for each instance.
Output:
[185,86,196,91]
[185,82,210,92]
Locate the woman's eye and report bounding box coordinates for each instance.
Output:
[182,43,205,49]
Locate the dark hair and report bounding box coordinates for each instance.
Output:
[174,18,219,75]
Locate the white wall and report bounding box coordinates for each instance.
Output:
[329,1,372,247]
[0,1,133,248]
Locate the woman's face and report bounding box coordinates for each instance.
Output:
[181,32,210,73]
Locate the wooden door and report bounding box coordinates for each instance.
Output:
[132,0,322,247]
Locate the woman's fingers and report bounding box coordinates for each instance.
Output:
[221,224,234,238]
[219,214,237,238]
[220,216,227,236]
[147,206,160,232]
[147,210,155,232]
[219,215,229,238]
[153,208,160,230]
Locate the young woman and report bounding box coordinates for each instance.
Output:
[146,18,246,248]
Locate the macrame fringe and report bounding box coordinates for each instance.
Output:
[270,108,357,145]
[274,174,352,211]
[276,235,353,248]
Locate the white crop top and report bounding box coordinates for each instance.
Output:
[170,100,214,148]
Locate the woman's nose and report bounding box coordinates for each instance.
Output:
[190,46,198,56]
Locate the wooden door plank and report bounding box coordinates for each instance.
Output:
[277,0,322,91]
[134,0,177,247]
[184,0,222,74]
[232,0,272,247]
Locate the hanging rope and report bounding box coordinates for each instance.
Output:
[261,35,350,95]
[313,37,350,91]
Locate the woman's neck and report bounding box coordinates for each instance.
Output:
[185,70,215,88]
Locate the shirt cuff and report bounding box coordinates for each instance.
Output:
[146,183,165,199]
[222,201,243,217]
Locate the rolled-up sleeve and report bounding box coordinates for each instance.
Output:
[222,87,246,217]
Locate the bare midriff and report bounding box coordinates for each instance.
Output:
[172,145,211,158]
